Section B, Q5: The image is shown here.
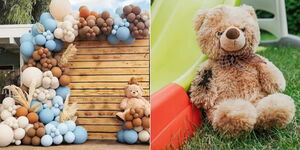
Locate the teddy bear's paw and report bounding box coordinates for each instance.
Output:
[212,99,257,136]
[256,93,295,129]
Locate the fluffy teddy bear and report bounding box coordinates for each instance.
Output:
[189,5,295,136]
[116,77,150,121]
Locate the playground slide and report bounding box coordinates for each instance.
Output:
[151,0,241,149]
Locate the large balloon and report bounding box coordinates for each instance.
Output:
[20,33,33,44]
[108,34,120,44]
[49,0,72,21]
[116,27,130,41]
[40,12,53,24]
[20,41,34,57]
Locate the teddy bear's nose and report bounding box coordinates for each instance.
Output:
[226,28,240,40]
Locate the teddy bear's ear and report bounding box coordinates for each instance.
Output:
[194,8,209,32]
[240,4,257,19]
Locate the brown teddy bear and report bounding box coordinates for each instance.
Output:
[116,77,150,121]
[189,5,295,136]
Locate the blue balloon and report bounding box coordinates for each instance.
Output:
[123,130,138,144]
[64,131,75,143]
[39,108,54,124]
[40,12,53,24]
[54,39,63,52]
[42,19,57,33]
[31,24,40,36]
[53,135,63,145]
[51,107,60,116]
[73,126,87,144]
[45,123,55,135]
[116,27,130,41]
[45,40,56,51]
[35,34,46,45]
[20,33,33,43]
[30,100,42,113]
[123,35,135,44]
[114,17,123,26]
[49,121,59,127]
[55,116,60,122]
[117,130,125,143]
[41,135,53,147]
[53,96,63,105]
[65,120,76,132]
[115,7,123,15]
[55,86,70,100]
[57,123,68,135]
[20,41,34,57]
[107,34,120,44]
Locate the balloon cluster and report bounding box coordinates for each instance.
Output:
[117,108,150,144]
[0,0,88,147]
[41,121,87,146]
[78,6,114,40]
[107,16,135,44]
[54,13,80,43]
[20,12,63,58]
[122,5,150,38]
[22,122,46,145]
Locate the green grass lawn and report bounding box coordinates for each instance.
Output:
[182,47,300,150]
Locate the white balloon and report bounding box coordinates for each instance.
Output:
[138,130,150,142]
[17,116,29,128]
[21,67,43,88]
[14,128,25,140]
[54,28,64,39]
[1,110,12,121]
[64,34,75,43]
[2,97,15,107]
[0,124,14,147]
[49,0,72,21]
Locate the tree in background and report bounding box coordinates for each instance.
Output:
[0,0,51,24]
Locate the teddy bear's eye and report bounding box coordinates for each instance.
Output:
[216,31,223,37]
[241,28,246,32]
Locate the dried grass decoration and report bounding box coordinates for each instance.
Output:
[59,94,78,122]
[4,82,41,124]
[58,43,77,67]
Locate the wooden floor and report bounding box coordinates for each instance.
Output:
[67,39,150,140]
[2,140,149,150]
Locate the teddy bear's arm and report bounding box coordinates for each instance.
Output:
[257,55,286,94]
[119,98,128,110]
[189,60,217,109]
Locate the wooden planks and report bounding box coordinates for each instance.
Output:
[68,68,149,75]
[70,39,149,140]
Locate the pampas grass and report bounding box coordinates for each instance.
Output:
[4,82,41,111]
[60,94,78,122]
[59,44,77,66]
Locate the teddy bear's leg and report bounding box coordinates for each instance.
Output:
[211,99,257,136]
[255,93,295,129]
[116,109,130,121]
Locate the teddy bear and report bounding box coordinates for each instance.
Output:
[189,5,295,136]
[116,77,150,121]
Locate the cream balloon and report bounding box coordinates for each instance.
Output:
[49,0,72,21]
[21,67,43,88]
[0,124,14,147]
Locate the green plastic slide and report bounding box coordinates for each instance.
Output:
[151,0,241,94]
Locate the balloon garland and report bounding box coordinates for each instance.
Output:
[1,0,149,147]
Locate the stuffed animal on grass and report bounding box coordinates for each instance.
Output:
[189,5,295,136]
[116,77,150,121]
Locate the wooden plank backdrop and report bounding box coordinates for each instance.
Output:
[67,39,149,140]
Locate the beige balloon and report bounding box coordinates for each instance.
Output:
[49,0,72,21]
